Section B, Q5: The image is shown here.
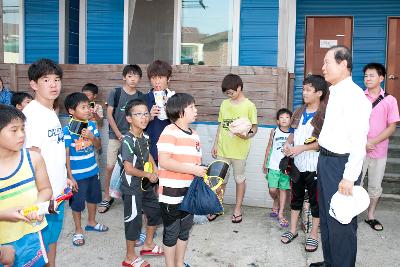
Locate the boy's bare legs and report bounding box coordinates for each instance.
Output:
[278,189,287,220]
[87,203,98,227]
[233,181,245,217]
[45,244,57,267]
[125,240,139,263]
[164,245,176,267]
[142,225,157,250]
[72,210,83,235]
[268,188,280,211]
[175,239,189,267]
[98,164,113,212]
[281,210,300,243]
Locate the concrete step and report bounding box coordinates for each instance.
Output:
[384,158,400,174]
[382,172,400,195]
[388,144,400,158]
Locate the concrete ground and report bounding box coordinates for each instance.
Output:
[57,198,400,267]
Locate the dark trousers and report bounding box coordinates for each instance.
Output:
[290,171,319,218]
[317,152,360,267]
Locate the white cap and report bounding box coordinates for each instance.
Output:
[329,186,370,224]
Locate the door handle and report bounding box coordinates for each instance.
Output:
[389,74,398,80]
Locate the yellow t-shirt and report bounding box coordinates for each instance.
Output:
[0,149,47,244]
[217,98,257,160]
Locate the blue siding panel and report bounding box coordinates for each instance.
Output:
[68,0,79,64]
[24,0,59,63]
[239,0,279,66]
[86,0,123,64]
[294,0,400,108]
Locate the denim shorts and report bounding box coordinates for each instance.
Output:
[69,175,102,212]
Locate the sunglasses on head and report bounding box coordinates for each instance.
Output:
[69,118,88,135]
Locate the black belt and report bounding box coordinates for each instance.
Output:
[162,186,188,197]
[320,147,349,157]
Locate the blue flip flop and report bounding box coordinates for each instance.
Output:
[85,223,109,232]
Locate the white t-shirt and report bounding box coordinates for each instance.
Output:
[23,100,67,198]
[268,128,290,171]
[293,114,319,172]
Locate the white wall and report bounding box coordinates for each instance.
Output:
[192,123,273,208]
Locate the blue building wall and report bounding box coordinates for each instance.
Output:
[68,0,79,64]
[24,0,59,63]
[294,0,400,108]
[86,0,123,64]
[239,0,279,66]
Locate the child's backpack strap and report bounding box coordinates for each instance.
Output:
[112,87,122,118]
[372,92,389,109]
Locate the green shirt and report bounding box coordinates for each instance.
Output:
[217,98,257,159]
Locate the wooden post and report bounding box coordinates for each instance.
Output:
[9,63,18,91]
[0,1,4,63]
[276,67,289,110]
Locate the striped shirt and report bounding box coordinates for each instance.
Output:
[293,114,319,172]
[63,121,100,180]
[157,124,202,204]
[0,149,47,244]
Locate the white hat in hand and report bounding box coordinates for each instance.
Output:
[329,186,370,224]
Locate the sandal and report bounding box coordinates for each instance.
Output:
[122,257,150,267]
[207,214,221,222]
[365,219,384,231]
[278,217,289,228]
[305,237,319,252]
[85,223,109,232]
[140,244,164,256]
[269,208,279,218]
[231,214,242,223]
[281,231,298,244]
[98,198,114,213]
[72,233,85,246]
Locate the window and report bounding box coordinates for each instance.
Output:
[3,0,20,63]
[181,0,234,66]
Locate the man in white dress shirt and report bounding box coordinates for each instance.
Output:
[309,46,371,267]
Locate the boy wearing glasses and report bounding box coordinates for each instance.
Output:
[120,99,163,267]
[211,74,258,223]
[63,92,108,247]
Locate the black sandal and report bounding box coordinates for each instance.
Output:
[207,214,221,222]
[98,198,114,213]
[281,231,298,244]
[365,219,383,231]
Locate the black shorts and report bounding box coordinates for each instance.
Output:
[123,190,162,241]
[69,175,102,212]
[160,203,193,247]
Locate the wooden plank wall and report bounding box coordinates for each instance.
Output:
[0,64,289,125]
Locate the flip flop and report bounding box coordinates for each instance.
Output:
[98,198,114,213]
[365,219,384,231]
[72,233,85,246]
[207,214,221,222]
[122,256,150,267]
[85,223,109,232]
[281,231,298,244]
[269,208,279,218]
[140,244,164,256]
[231,214,242,223]
[305,237,319,252]
[278,217,289,228]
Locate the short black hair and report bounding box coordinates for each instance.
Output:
[11,92,33,107]
[363,63,386,77]
[327,45,352,71]
[123,64,142,78]
[125,99,148,116]
[303,75,329,100]
[0,104,26,131]
[276,108,292,120]
[28,58,63,82]
[221,74,243,93]
[166,93,195,123]
[64,92,89,114]
[147,60,172,80]
[82,83,99,95]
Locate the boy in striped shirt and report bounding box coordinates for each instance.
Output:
[63,93,108,247]
[157,93,207,267]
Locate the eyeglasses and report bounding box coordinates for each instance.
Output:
[131,112,150,118]
[224,90,235,96]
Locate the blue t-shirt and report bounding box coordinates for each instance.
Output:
[63,121,100,180]
[0,88,13,105]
